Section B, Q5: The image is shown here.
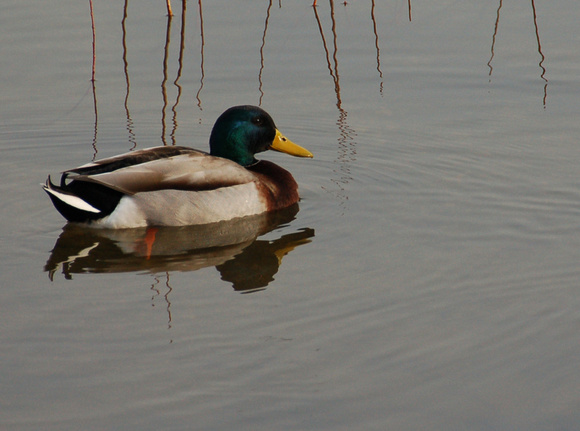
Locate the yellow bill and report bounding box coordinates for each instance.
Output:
[270,129,313,158]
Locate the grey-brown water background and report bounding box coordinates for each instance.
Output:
[2,1,580,429]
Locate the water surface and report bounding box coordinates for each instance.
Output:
[2,1,580,430]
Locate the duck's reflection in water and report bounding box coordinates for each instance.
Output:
[45,204,314,292]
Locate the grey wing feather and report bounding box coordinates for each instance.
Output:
[69,151,256,195]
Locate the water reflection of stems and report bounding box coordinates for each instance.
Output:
[149,274,174,342]
[196,0,205,111]
[488,0,548,106]
[170,0,187,145]
[160,14,172,146]
[312,0,357,215]
[150,273,173,332]
[89,0,96,83]
[531,0,547,107]
[90,80,99,159]
[487,0,502,81]
[160,2,189,145]
[258,0,273,106]
[120,2,192,148]
[122,0,136,150]
[370,0,383,95]
[89,0,98,158]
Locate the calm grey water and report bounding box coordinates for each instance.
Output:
[2,1,580,430]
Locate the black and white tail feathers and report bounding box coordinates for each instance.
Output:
[43,176,124,223]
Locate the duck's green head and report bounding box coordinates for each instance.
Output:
[209,105,313,167]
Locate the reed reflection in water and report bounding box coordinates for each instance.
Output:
[87,0,551,156]
[90,0,203,153]
[312,1,358,215]
[50,1,326,291]
[66,0,553,292]
[487,0,548,106]
[3,1,578,428]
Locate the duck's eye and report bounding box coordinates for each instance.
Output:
[252,116,264,126]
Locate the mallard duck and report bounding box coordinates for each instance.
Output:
[43,105,313,228]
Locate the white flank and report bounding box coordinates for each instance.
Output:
[43,186,101,213]
[94,197,148,229]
